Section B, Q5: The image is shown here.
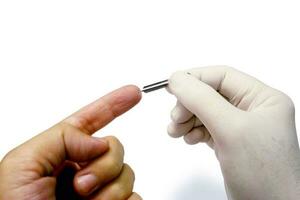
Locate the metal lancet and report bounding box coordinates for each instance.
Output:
[142,79,169,93]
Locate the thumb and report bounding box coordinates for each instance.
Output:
[5,123,108,177]
[168,71,239,131]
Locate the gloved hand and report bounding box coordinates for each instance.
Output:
[0,85,142,200]
[167,66,300,200]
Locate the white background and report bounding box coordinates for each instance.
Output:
[1,0,300,199]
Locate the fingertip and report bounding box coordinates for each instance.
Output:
[103,85,142,118]
[183,133,200,145]
[167,123,178,138]
[121,85,142,104]
[64,84,143,134]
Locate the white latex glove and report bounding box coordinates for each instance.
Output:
[167,66,300,200]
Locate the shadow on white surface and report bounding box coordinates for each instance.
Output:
[170,176,227,200]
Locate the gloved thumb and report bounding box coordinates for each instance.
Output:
[168,71,239,132]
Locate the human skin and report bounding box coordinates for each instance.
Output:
[0,85,142,200]
[167,66,300,200]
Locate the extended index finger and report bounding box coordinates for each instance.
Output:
[63,85,142,135]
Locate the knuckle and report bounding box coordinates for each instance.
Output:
[123,164,135,181]
[106,157,123,175]
[130,193,143,200]
[167,123,182,138]
[200,65,233,73]
[106,135,121,146]
[183,135,195,145]
[282,93,295,112]
[167,123,175,136]
[221,65,234,71]
[112,165,135,199]
[57,121,79,134]
[106,136,124,155]
[56,121,70,132]
[0,149,16,166]
[54,122,71,138]
[271,90,295,114]
[183,131,202,145]
[112,185,129,200]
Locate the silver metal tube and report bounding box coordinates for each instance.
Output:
[142,79,169,93]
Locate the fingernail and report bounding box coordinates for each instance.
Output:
[77,174,98,194]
